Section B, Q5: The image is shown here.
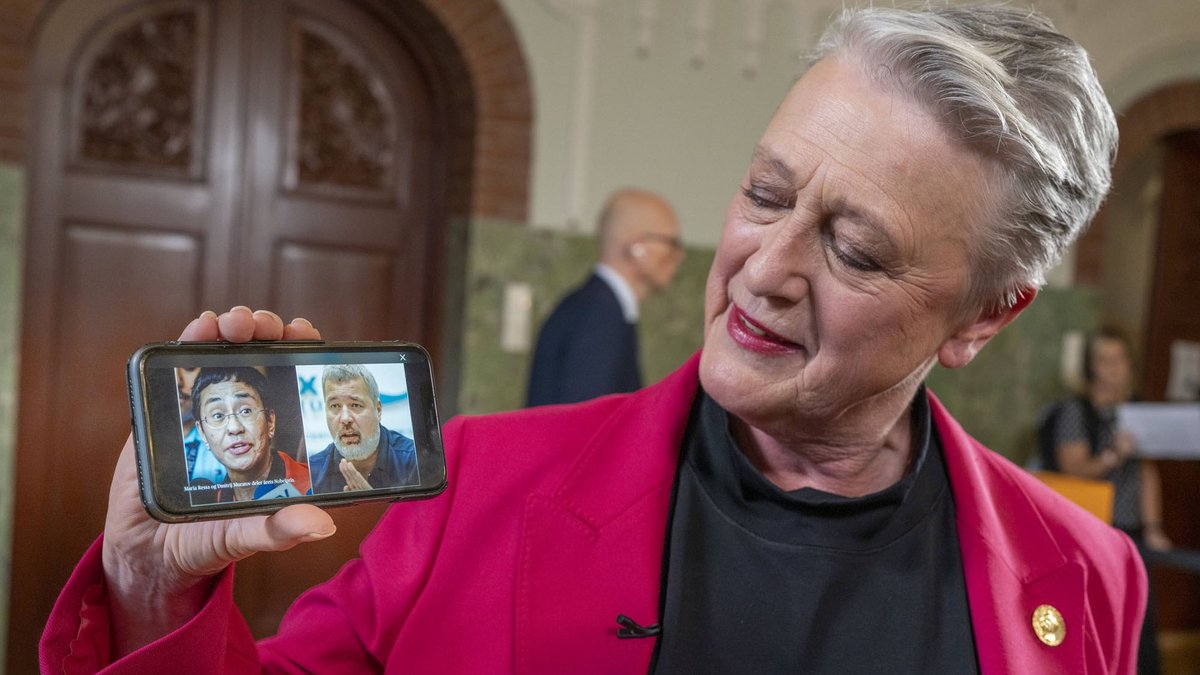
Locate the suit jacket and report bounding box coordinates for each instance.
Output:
[526,273,641,406]
[42,354,1146,673]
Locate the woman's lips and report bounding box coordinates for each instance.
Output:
[726,305,803,354]
[226,442,252,456]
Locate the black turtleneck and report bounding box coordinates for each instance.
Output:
[651,388,979,674]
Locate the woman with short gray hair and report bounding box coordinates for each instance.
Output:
[816,5,1118,312]
[44,5,1144,673]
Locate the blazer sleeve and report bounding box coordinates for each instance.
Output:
[41,417,468,673]
[39,538,261,674]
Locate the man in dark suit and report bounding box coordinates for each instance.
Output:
[526,189,683,406]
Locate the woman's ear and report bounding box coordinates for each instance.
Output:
[937,287,1037,369]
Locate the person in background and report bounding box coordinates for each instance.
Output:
[1047,327,1168,675]
[526,188,684,407]
[177,366,227,485]
[43,6,1147,672]
[309,364,418,493]
[1048,327,1171,550]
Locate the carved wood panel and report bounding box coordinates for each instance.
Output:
[71,1,208,178]
[286,17,398,198]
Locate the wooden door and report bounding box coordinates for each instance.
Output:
[10,0,449,668]
[232,0,445,637]
[1144,131,1200,402]
[1143,130,1200,632]
[239,0,440,343]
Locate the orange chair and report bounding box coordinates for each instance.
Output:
[1032,471,1114,524]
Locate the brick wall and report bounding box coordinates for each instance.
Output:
[0,0,532,221]
[421,0,532,221]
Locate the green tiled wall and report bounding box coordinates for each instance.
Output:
[457,219,712,414]
[0,163,23,668]
[456,218,1099,464]
[926,287,1100,464]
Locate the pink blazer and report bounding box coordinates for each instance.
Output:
[43,354,1146,673]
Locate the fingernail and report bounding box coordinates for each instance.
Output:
[199,310,218,321]
[231,305,251,314]
[305,529,336,541]
[291,317,313,328]
[253,309,280,320]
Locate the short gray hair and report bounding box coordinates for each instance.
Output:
[321,364,380,403]
[813,4,1117,311]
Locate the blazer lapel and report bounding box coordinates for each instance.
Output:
[517,372,1095,673]
[932,393,1092,674]
[516,355,700,674]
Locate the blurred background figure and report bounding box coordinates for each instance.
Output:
[526,188,683,407]
[1042,327,1170,550]
[178,365,227,486]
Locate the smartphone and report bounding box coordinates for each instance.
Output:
[128,340,447,523]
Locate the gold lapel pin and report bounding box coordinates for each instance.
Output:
[1032,604,1065,647]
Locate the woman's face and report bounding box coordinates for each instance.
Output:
[197,379,276,480]
[1089,337,1132,396]
[700,56,1006,439]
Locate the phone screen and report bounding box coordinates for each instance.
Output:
[130,342,446,521]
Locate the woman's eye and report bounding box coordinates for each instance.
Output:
[831,244,880,272]
[741,186,788,211]
[825,222,883,271]
[840,247,878,270]
[823,228,881,272]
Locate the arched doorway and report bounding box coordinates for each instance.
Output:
[1088,80,1200,640]
[9,0,529,668]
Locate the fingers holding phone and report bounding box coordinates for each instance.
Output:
[103,308,335,655]
[180,307,321,343]
[103,432,336,656]
[90,304,451,658]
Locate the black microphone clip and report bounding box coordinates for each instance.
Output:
[616,613,661,639]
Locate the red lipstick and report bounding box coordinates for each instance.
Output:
[726,304,803,354]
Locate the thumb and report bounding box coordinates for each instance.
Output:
[224,504,336,558]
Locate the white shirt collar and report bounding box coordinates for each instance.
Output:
[594,263,639,323]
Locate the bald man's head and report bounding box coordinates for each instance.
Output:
[597,189,683,300]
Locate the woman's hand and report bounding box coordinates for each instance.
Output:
[101,307,337,657]
[1112,431,1137,461]
[1142,523,1173,551]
